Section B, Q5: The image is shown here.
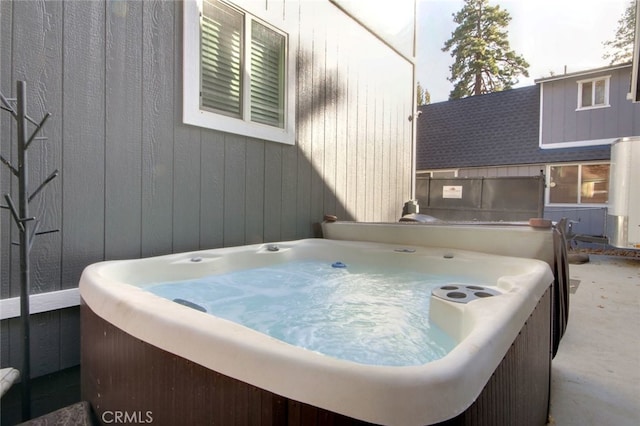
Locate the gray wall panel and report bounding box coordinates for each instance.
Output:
[175,1,204,254]
[61,0,105,288]
[223,134,247,247]
[141,0,175,257]
[280,145,299,240]
[0,0,12,299]
[264,143,283,243]
[245,138,265,245]
[105,0,143,260]
[199,131,225,249]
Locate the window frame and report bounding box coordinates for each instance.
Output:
[183,0,296,145]
[576,76,611,111]
[545,162,610,206]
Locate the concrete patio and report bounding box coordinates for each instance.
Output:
[548,255,640,426]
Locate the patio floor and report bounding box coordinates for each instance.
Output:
[548,255,640,426]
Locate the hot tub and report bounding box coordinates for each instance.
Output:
[80,238,554,426]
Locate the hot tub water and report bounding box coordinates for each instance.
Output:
[143,260,467,366]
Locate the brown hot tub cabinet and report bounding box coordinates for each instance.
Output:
[81,287,551,426]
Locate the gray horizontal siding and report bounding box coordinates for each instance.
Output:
[1,0,414,377]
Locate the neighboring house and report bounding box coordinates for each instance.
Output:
[1,0,416,381]
[416,62,640,237]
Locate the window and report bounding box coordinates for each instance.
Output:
[183,0,296,144]
[547,163,610,205]
[577,76,610,110]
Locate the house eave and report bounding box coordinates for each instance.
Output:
[535,63,632,84]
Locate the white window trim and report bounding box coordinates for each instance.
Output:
[424,169,459,178]
[183,0,297,145]
[545,162,610,207]
[576,75,611,111]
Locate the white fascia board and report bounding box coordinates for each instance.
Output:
[539,138,617,150]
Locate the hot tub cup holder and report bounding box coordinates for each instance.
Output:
[432,284,500,303]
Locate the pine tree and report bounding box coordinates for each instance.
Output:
[416,82,431,106]
[442,0,529,99]
[603,0,637,65]
[416,82,425,106]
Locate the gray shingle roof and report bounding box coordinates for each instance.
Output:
[416,85,610,170]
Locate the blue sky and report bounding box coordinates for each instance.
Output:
[416,0,631,102]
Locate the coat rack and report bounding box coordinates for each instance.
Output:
[1,80,59,421]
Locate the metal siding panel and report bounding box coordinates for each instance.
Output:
[280,1,301,238]
[541,83,554,146]
[381,92,392,220]
[264,144,283,243]
[200,132,225,249]
[61,0,105,287]
[29,311,60,377]
[546,81,563,145]
[605,72,622,136]
[280,145,298,240]
[389,102,401,220]
[613,68,638,137]
[0,320,12,369]
[172,125,202,252]
[323,26,338,219]
[245,139,265,244]
[563,79,578,142]
[372,80,384,222]
[223,135,247,246]
[172,0,202,253]
[365,79,376,222]
[141,0,174,257]
[9,1,64,297]
[105,0,143,260]
[355,72,368,221]
[310,25,327,227]
[295,22,313,238]
[0,0,13,301]
[335,31,349,221]
[344,47,359,222]
[58,307,80,369]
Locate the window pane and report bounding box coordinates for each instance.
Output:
[201,0,243,117]
[581,164,609,204]
[594,79,605,105]
[580,82,592,108]
[549,165,578,203]
[250,21,285,128]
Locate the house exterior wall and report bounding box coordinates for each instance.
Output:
[0,0,414,377]
[539,65,640,148]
